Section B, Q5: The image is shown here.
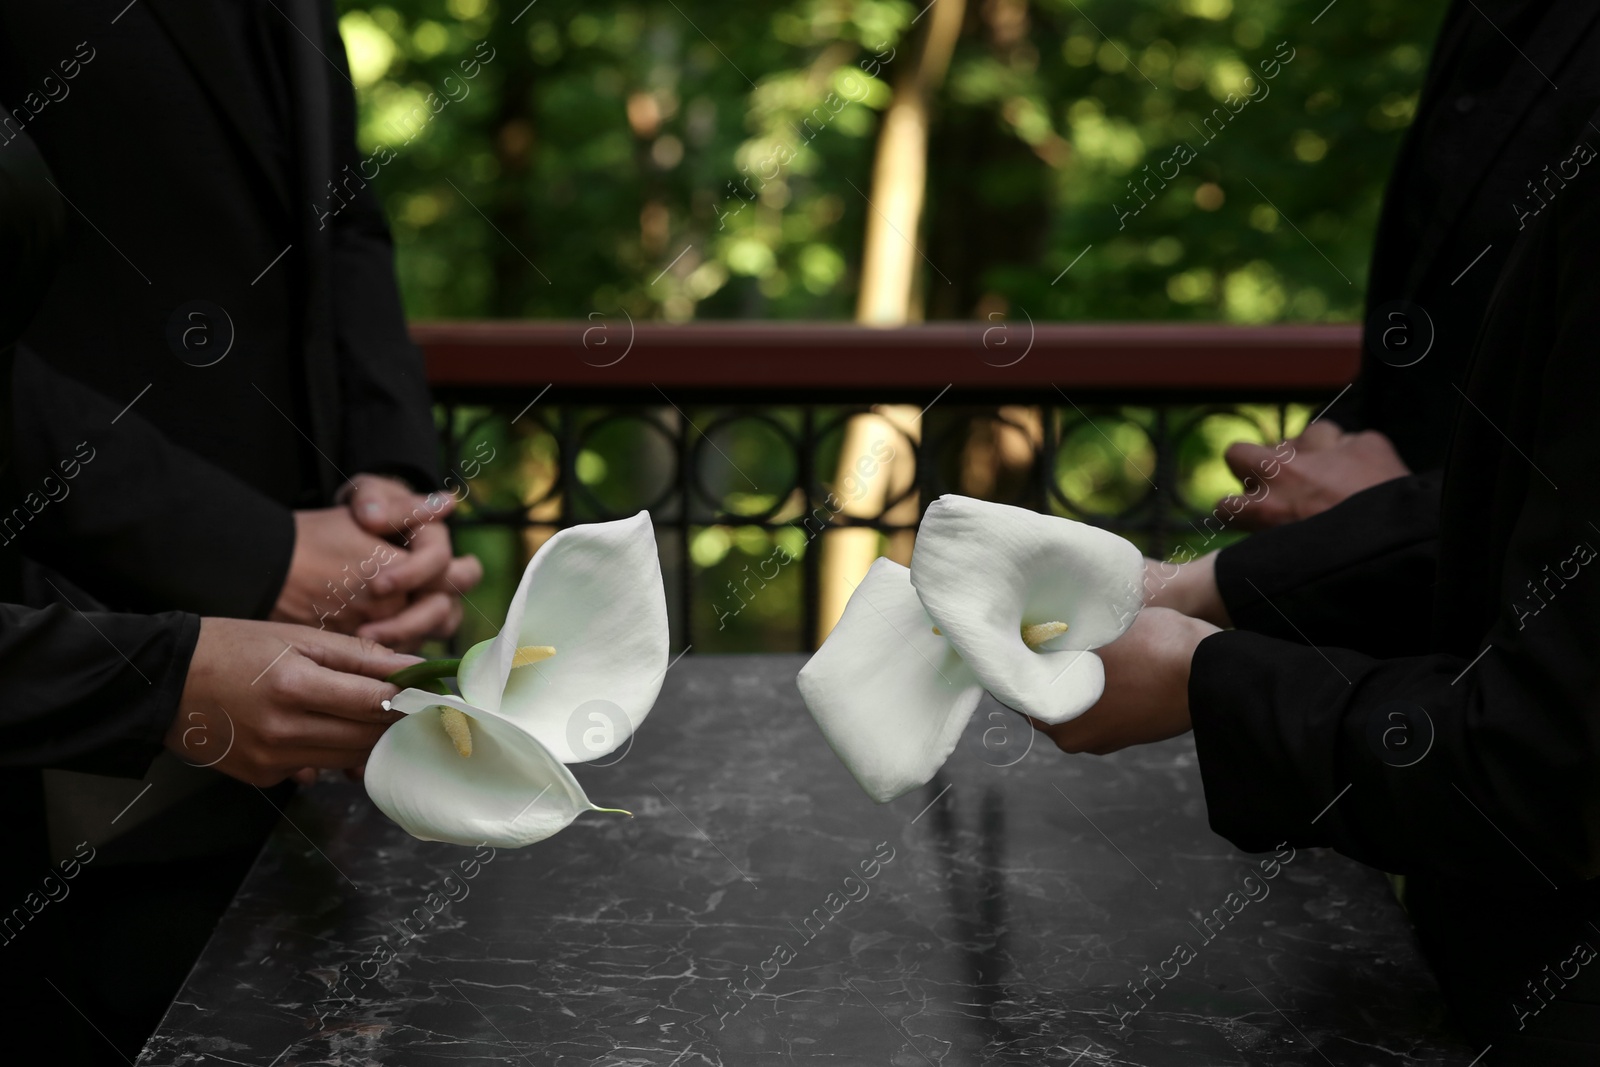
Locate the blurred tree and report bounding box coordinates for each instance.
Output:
[856,0,965,324]
[338,0,1445,323]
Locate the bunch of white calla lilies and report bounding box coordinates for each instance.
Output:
[364,511,669,848]
[797,495,1144,803]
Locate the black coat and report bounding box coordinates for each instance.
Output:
[1195,116,1600,1052]
[0,106,196,778]
[1276,1,1600,620]
[0,119,201,987]
[1204,2,1600,879]
[0,0,438,619]
[1195,11,1600,1051]
[1333,0,1600,468]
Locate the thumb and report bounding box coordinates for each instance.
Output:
[1222,441,1276,484]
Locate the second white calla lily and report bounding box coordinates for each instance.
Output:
[797,495,1144,803]
[365,511,670,847]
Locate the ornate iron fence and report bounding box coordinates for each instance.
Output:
[419,322,1358,654]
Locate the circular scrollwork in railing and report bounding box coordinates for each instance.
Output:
[438,406,563,521]
[510,418,564,514]
[923,410,1043,510]
[568,409,681,521]
[1169,405,1285,517]
[688,411,800,524]
[1046,407,1159,523]
[809,408,921,524]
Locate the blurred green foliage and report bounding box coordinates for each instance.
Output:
[339,0,1445,323]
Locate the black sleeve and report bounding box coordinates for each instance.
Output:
[6,346,294,619]
[1188,197,1600,894]
[324,8,440,493]
[0,602,197,776]
[1213,471,1442,658]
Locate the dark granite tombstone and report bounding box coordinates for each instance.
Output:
[138,655,1469,1066]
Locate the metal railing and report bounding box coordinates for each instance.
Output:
[418,322,1359,652]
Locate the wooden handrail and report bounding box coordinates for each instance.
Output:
[414,321,1360,395]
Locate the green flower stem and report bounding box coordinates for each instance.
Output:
[386,658,462,695]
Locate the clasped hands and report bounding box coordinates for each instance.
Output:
[272,472,484,651]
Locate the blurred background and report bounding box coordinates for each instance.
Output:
[334,0,1447,652]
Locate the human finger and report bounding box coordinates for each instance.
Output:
[1221,440,1278,485]
[1292,421,1343,451]
[264,653,405,725]
[372,520,453,596]
[263,709,392,752]
[440,553,483,593]
[290,628,422,681]
[347,477,455,537]
[356,590,458,649]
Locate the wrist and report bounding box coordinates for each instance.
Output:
[270,512,316,623]
[1169,612,1221,718]
[1184,552,1231,628]
[168,617,219,757]
[1143,553,1226,625]
[1142,555,1190,610]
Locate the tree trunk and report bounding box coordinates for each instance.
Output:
[854,0,967,325]
[817,2,967,644]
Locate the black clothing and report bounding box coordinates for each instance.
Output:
[1193,114,1600,1060]
[1218,0,1600,684]
[1217,471,1443,660]
[8,343,295,619]
[0,601,195,775]
[0,0,439,619]
[0,112,198,779]
[0,104,61,346]
[1334,0,1600,469]
[1,106,208,1067]
[0,1,440,1051]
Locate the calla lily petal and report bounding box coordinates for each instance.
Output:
[910,495,1143,725]
[457,511,669,763]
[367,690,606,847]
[384,687,491,719]
[797,557,985,803]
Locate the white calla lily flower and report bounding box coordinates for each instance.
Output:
[450,509,670,762]
[797,496,1144,803]
[365,511,669,847]
[797,557,984,803]
[910,495,1144,725]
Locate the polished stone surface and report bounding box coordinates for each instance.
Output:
[139,655,1471,1065]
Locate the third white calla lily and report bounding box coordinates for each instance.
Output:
[365,511,669,847]
[797,496,1143,803]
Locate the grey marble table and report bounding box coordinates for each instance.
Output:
[139,655,1471,1066]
